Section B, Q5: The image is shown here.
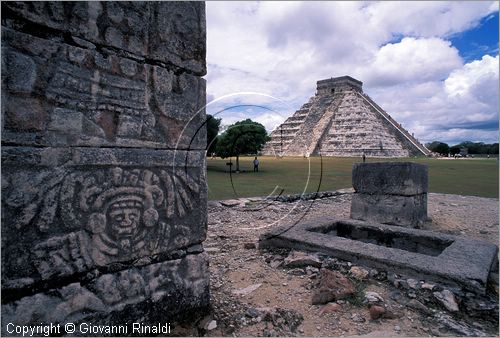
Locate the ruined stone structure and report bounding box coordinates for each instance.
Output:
[2,1,208,333]
[262,76,430,157]
[259,216,497,294]
[350,162,428,227]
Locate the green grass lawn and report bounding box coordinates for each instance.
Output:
[206,156,499,200]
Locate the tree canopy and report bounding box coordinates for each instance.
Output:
[206,114,221,155]
[216,119,269,171]
[427,140,499,155]
[455,141,499,155]
[426,141,449,155]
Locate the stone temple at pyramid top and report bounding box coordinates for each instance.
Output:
[261,76,430,157]
[316,75,363,96]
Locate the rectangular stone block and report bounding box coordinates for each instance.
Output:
[2,28,206,150]
[352,162,428,195]
[2,1,206,75]
[1,252,209,334]
[1,148,207,291]
[350,193,427,227]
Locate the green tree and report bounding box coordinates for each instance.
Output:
[457,141,479,154]
[450,145,461,155]
[206,114,221,155]
[426,141,450,155]
[448,141,498,155]
[490,143,499,154]
[216,119,269,172]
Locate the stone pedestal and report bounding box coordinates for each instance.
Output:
[350,162,428,227]
[2,2,209,334]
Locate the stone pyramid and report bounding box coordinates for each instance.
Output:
[262,76,430,157]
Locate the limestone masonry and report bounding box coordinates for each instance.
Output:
[259,216,497,294]
[2,1,209,333]
[262,76,430,157]
[350,162,428,227]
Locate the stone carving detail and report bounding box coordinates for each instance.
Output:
[2,27,205,149]
[58,167,201,267]
[1,2,206,74]
[61,168,167,265]
[2,168,67,232]
[2,1,209,330]
[46,60,153,141]
[2,166,202,282]
[2,253,209,325]
[33,231,93,280]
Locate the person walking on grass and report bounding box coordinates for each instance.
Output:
[253,156,260,172]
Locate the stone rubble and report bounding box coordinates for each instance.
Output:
[364,291,384,304]
[232,283,263,296]
[350,266,370,280]
[204,192,498,337]
[433,290,460,312]
[311,269,356,305]
[284,250,322,268]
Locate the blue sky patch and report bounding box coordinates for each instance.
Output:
[450,12,499,62]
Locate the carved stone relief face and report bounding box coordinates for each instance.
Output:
[106,199,143,250]
[27,166,201,270]
[92,192,158,260]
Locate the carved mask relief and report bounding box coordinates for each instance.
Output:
[36,165,203,270]
[83,168,165,264]
[76,168,164,265]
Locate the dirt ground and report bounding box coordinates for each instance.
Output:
[201,192,499,337]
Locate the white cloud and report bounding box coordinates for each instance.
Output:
[366,1,496,38]
[206,1,499,145]
[254,112,287,132]
[368,55,499,145]
[445,54,499,97]
[362,37,462,86]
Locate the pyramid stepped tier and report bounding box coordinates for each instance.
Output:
[359,93,431,156]
[262,76,429,157]
[261,97,314,156]
[319,91,410,157]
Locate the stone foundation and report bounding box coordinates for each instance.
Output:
[2,1,209,335]
[350,162,428,227]
[259,216,498,294]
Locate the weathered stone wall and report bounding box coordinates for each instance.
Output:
[2,1,208,334]
[350,162,428,227]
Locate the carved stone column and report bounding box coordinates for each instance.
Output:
[2,1,209,333]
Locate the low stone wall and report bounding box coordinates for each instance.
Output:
[2,1,209,335]
[350,162,428,227]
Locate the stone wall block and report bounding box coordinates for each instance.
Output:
[2,253,209,331]
[1,28,206,150]
[350,193,428,227]
[352,162,428,195]
[1,153,207,289]
[2,1,206,74]
[350,162,428,227]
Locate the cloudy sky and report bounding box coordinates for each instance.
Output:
[205,1,499,146]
